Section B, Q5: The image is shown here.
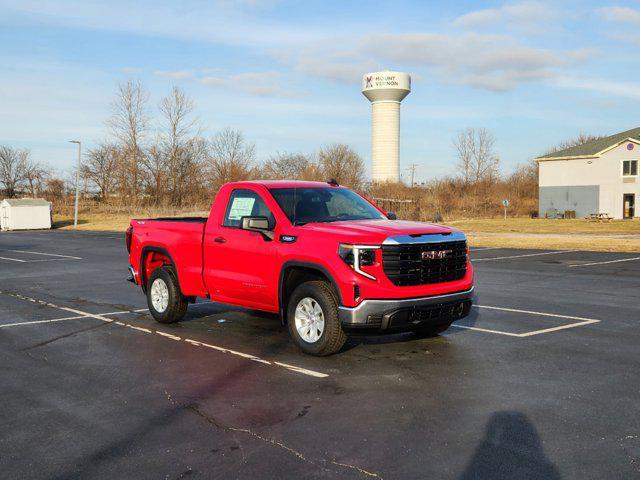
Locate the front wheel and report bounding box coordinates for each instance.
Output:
[287,280,346,356]
[146,266,188,324]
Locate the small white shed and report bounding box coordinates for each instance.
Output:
[0,198,52,231]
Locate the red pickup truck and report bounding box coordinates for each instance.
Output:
[126,180,473,355]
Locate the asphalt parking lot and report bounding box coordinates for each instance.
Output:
[1,230,639,479]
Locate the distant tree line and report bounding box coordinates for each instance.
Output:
[78,81,367,208]
[0,79,602,219]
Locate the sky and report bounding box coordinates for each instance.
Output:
[2,0,640,183]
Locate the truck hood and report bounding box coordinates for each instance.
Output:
[298,219,459,244]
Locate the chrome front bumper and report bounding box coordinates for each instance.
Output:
[338,287,474,331]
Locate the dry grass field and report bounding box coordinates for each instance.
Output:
[54,210,640,253]
[449,218,640,252]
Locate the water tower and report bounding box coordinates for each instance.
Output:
[361,71,411,182]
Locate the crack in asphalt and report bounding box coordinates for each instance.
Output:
[330,460,384,479]
[164,390,384,479]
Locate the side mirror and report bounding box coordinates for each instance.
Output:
[387,212,397,220]
[240,216,274,240]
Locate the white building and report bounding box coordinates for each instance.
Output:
[536,127,640,219]
[0,198,52,231]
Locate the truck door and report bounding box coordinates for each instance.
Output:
[203,188,279,311]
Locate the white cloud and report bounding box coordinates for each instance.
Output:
[200,71,301,97]
[289,32,592,92]
[273,43,377,84]
[121,66,143,74]
[0,0,326,49]
[264,19,597,92]
[552,76,640,99]
[154,70,195,80]
[598,6,640,25]
[151,69,300,97]
[453,2,557,31]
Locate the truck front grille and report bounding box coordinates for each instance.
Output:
[382,240,467,286]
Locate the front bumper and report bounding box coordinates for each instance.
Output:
[338,287,474,332]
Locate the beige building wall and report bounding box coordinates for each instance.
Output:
[539,141,640,219]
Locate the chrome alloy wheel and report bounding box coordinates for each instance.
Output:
[294,297,325,343]
[150,278,169,313]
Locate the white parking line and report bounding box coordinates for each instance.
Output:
[5,249,82,260]
[569,256,640,267]
[472,250,575,262]
[0,315,88,328]
[0,291,328,379]
[450,325,521,337]
[0,256,26,262]
[0,255,81,263]
[470,247,503,252]
[0,308,148,328]
[473,304,599,322]
[517,319,600,337]
[449,304,601,337]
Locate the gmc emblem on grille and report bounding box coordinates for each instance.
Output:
[422,249,452,260]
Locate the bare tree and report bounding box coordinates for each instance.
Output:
[453,128,499,184]
[83,143,119,200]
[453,129,474,184]
[46,178,66,202]
[207,128,255,190]
[22,158,50,197]
[262,152,319,180]
[452,128,500,213]
[317,144,366,189]
[0,146,29,197]
[158,87,201,205]
[141,143,167,204]
[108,80,149,201]
[545,132,604,155]
[473,128,500,183]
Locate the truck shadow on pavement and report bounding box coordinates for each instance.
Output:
[459,411,561,480]
[175,301,480,355]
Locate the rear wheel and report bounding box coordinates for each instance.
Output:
[146,266,188,324]
[287,280,346,356]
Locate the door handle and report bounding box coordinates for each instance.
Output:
[214,237,226,244]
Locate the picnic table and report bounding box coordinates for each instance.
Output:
[587,213,613,222]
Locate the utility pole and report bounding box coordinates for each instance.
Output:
[69,140,81,228]
[406,163,418,187]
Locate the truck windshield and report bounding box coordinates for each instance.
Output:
[269,187,386,225]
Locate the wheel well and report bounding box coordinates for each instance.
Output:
[141,249,174,291]
[279,265,340,324]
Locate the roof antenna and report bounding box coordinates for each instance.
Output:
[327,179,339,186]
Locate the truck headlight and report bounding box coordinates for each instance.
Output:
[338,243,380,280]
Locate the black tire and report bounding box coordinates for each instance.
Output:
[413,320,453,338]
[146,266,188,324]
[287,280,346,356]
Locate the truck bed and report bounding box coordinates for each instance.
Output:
[138,217,207,223]
[130,218,207,297]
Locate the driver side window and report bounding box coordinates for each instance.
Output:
[223,189,274,228]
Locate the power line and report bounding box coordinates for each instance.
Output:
[406,163,418,187]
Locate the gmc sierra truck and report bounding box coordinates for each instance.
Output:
[126,180,473,356]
